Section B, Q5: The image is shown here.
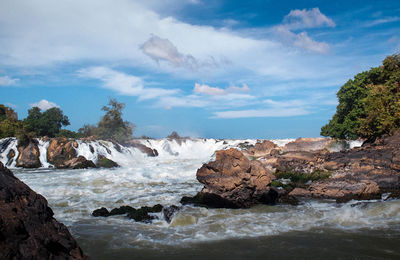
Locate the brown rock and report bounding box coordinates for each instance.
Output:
[126,140,158,157]
[0,162,88,259]
[282,137,334,152]
[195,148,275,208]
[245,140,277,157]
[16,140,41,168]
[62,156,96,169]
[289,179,380,201]
[47,138,78,168]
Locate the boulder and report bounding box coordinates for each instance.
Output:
[282,137,335,152]
[244,140,277,157]
[16,140,41,168]
[96,155,119,168]
[62,156,96,169]
[0,162,88,259]
[126,140,158,157]
[47,138,78,168]
[194,148,276,208]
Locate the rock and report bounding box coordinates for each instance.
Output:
[92,207,110,217]
[47,138,78,168]
[126,140,158,157]
[282,137,334,152]
[62,156,96,169]
[92,204,172,223]
[162,205,181,223]
[289,179,380,201]
[180,193,240,208]
[96,155,119,168]
[6,149,15,166]
[195,148,276,208]
[0,162,88,259]
[244,140,277,157]
[16,139,41,168]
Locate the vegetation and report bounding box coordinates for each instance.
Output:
[24,107,70,137]
[271,170,331,192]
[79,99,134,143]
[321,54,400,140]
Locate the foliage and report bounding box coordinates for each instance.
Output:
[56,129,82,138]
[0,104,18,122]
[93,99,134,143]
[321,54,400,140]
[24,107,70,137]
[78,124,97,137]
[0,105,20,138]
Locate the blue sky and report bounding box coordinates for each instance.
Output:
[1,0,399,139]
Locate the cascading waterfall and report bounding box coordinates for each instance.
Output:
[0,137,364,169]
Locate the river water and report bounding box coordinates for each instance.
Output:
[3,138,400,259]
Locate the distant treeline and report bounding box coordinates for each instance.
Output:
[0,99,134,145]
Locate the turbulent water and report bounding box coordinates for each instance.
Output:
[1,138,400,259]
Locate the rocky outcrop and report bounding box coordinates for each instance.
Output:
[92,204,180,223]
[0,162,88,259]
[96,155,119,168]
[289,179,380,201]
[47,138,78,168]
[62,156,96,169]
[243,140,277,157]
[190,148,277,208]
[126,140,158,157]
[16,139,41,168]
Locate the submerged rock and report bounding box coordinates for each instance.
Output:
[92,204,180,223]
[0,162,88,259]
[62,155,96,169]
[16,139,41,168]
[96,155,119,168]
[126,140,158,157]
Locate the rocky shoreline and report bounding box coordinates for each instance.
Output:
[183,133,400,207]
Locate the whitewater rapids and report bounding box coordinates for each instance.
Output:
[1,137,400,258]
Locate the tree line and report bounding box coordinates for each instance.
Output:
[0,99,134,145]
[321,54,400,141]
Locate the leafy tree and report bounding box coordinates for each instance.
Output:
[24,107,70,137]
[95,99,134,143]
[56,129,82,138]
[78,124,97,137]
[0,105,20,138]
[321,54,400,140]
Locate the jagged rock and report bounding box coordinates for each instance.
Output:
[195,148,276,208]
[162,205,181,223]
[16,139,41,168]
[47,138,77,168]
[289,179,380,201]
[126,140,158,157]
[92,204,179,223]
[244,140,277,157]
[6,149,15,166]
[282,137,335,152]
[62,156,96,169]
[0,162,88,259]
[96,155,119,168]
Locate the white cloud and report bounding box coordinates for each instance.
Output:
[283,7,336,30]
[194,83,249,95]
[0,76,19,86]
[364,16,400,27]
[30,99,59,110]
[213,108,309,119]
[78,66,178,100]
[293,32,330,54]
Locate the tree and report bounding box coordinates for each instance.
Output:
[321,54,400,140]
[0,105,20,138]
[24,107,70,137]
[95,99,134,143]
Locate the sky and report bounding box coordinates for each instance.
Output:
[1,0,400,139]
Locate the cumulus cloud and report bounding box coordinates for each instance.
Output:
[140,35,226,70]
[30,99,59,110]
[283,7,336,30]
[78,66,178,100]
[0,76,19,86]
[275,8,334,54]
[194,83,249,95]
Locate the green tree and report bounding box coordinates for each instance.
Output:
[95,99,134,143]
[24,107,70,137]
[0,105,20,138]
[321,54,400,140]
